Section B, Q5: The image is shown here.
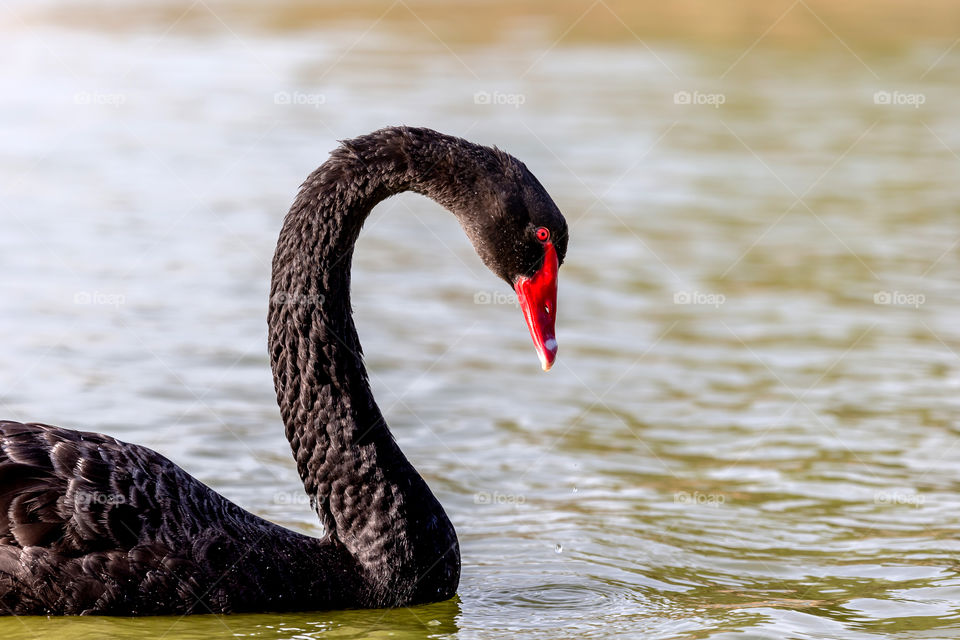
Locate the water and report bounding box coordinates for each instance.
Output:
[1,2,960,638]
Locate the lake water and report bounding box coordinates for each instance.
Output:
[1,2,960,638]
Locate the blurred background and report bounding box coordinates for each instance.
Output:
[1,1,959,638]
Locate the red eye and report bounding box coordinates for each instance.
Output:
[536,227,550,242]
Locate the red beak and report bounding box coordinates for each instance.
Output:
[514,242,559,371]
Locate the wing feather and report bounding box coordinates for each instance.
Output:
[0,420,345,615]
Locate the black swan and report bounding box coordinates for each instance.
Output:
[0,126,568,615]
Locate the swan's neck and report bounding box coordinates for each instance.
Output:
[268,128,476,606]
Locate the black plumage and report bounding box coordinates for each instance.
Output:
[0,126,568,615]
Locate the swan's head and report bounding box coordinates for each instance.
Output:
[457,150,568,372]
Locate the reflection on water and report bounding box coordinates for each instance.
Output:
[1,1,960,638]
[7,600,462,639]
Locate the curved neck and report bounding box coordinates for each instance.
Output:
[267,128,482,606]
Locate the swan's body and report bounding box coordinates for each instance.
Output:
[0,126,567,615]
